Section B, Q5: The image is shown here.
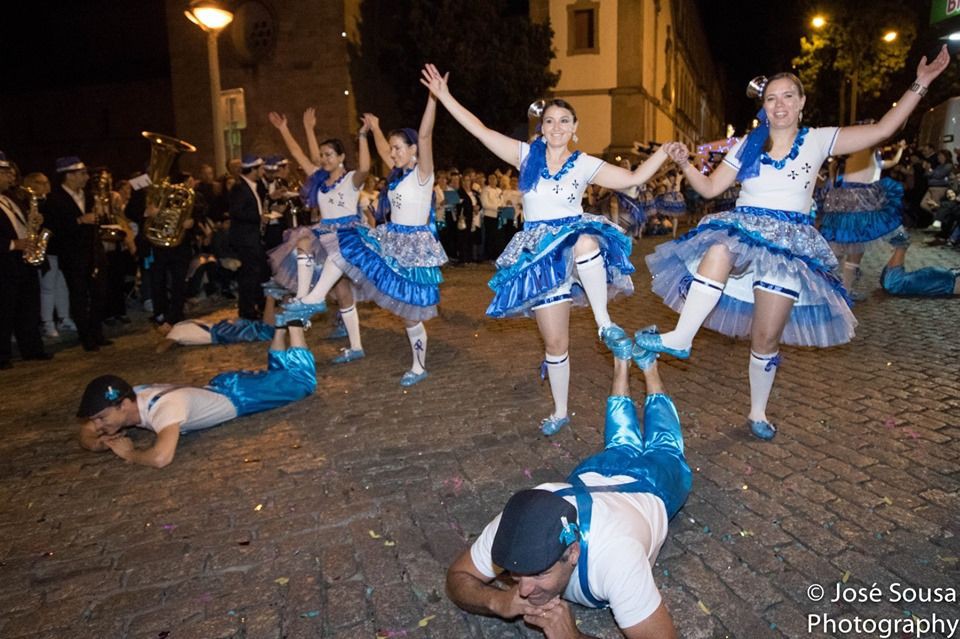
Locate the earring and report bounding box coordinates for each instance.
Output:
[572,133,579,144]
[798,110,803,123]
[339,161,344,168]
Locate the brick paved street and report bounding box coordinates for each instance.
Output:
[1,236,957,639]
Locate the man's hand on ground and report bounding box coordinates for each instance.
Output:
[104,435,134,461]
[523,598,583,638]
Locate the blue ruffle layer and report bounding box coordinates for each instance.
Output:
[336,225,444,322]
[646,210,857,347]
[819,178,904,250]
[487,214,634,318]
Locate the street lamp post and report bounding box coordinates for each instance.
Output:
[185,1,234,176]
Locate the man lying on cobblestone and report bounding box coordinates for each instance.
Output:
[77,320,316,468]
[446,330,691,639]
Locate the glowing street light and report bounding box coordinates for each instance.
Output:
[185,1,234,175]
[883,31,898,43]
[811,15,826,29]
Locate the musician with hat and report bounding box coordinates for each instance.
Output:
[42,155,110,352]
[0,151,52,368]
[229,154,268,320]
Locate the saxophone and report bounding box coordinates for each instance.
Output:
[21,187,51,266]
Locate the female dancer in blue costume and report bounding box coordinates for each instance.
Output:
[819,137,907,298]
[267,112,371,364]
[331,90,447,387]
[421,64,671,435]
[638,46,951,441]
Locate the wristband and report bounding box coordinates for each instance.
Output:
[909,81,928,97]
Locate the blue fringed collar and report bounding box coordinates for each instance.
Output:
[317,170,348,194]
[760,127,808,170]
[389,166,416,191]
[541,151,581,181]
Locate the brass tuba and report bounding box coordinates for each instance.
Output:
[142,131,198,247]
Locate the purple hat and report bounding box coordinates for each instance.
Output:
[241,154,264,169]
[56,156,87,173]
[0,151,11,169]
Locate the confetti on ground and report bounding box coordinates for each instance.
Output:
[243,458,260,463]
[882,497,893,506]
[161,524,176,531]
[698,600,711,614]
[443,476,464,495]
[368,530,382,539]
[739,530,754,537]
[938,555,958,565]
[275,577,289,585]
[417,615,436,627]
[523,468,532,479]
[384,540,396,547]
[741,484,749,490]
[300,610,320,618]
[743,465,753,476]
[883,417,896,429]
[841,570,850,583]
[254,504,263,511]
[904,430,920,439]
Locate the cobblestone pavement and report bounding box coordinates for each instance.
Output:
[0,236,957,639]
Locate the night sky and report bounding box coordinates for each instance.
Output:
[2,0,169,92]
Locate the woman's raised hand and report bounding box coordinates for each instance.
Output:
[916,44,951,87]
[361,113,380,131]
[303,107,316,130]
[268,112,288,130]
[420,63,450,99]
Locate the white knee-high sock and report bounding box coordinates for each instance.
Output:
[544,352,570,419]
[842,261,860,292]
[301,260,344,304]
[575,249,612,330]
[661,275,725,350]
[340,305,362,351]
[748,350,780,422]
[295,253,315,299]
[405,322,427,374]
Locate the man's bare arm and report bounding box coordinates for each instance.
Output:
[621,602,678,639]
[104,425,181,468]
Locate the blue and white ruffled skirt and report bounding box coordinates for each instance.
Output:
[487,213,634,318]
[645,206,857,347]
[655,191,687,217]
[335,222,447,322]
[267,215,362,292]
[818,178,904,254]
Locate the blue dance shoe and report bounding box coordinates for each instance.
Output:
[540,415,570,436]
[633,329,690,360]
[599,324,627,352]
[747,419,777,441]
[400,370,428,387]
[632,325,659,370]
[274,311,313,329]
[282,299,328,316]
[888,230,911,249]
[261,280,290,301]
[331,348,364,364]
[609,336,634,361]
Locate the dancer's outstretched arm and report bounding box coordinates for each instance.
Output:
[417,90,438,181]
[353,119,372,189]
[592,146,672,190]
[833,46,950,156]
[421,63,520,167]
[303,108,322,165]
[665,142,738,199]
[268,112,319,175]
[365,113,394,168]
